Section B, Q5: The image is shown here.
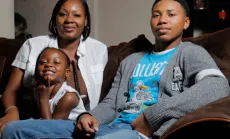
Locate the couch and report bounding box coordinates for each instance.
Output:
[1,28,230,138]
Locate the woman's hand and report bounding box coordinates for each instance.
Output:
[0,108,19,132]
[74,114,99,138]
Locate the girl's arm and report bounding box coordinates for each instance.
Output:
[52,92,78,120]
[39,97,52,119]
[37,84,53,119]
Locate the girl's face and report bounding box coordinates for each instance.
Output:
[56,0,87,40]
[37,49,70,85]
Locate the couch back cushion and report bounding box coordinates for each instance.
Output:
[0,38,25,94]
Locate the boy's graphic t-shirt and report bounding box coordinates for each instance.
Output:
[114,47,177,124]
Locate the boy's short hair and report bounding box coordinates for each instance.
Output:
[152,0,190,17]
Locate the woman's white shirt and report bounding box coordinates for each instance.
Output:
[12,35,108,110]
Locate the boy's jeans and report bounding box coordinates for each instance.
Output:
[95,122,152,139]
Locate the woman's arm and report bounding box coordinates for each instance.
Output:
[0,67,24,131]
[2,67,23,112]
[52,92,78,120]
[2,39,30,116]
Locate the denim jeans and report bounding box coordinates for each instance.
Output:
[1,119,75,139]
[95,122,151,139]
[1,120,152,139]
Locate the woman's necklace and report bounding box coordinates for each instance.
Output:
[71,60,81,94]
[70,60,89,107]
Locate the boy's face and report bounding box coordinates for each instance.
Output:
[37,49,69,85]
[151,0,190,42]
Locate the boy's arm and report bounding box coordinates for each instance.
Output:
[52,92,78,120]
[89,52,144,125]
[89,56,127,124]
[89,65,122,124]
[143,76,229,132]
[143,46,229,132]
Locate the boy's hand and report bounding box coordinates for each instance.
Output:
[131,113,153,137]
[74,114,99,138]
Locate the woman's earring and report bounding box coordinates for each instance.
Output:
[54,27,57,34]
[66,76,71,81]
[53,24,58,34]
[84,26,89,35]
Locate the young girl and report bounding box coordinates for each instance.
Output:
[34,47,86,120]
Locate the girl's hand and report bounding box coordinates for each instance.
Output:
[36,76,55,100]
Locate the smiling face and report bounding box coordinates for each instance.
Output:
[55,0,87,40]
[151,0,190,42]
[37,48,70,85]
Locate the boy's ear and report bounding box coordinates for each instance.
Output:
[183,17,190,30]
[65,68,71,81]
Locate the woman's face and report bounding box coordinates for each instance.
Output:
[56,0,87,40]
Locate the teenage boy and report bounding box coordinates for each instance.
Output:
[75,0,229,138]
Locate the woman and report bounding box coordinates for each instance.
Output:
[0,0,108,132]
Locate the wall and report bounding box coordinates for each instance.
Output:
[15,0,155,46]
[0,0,14,38]
[94,0,155,46]
[15,0,57,37]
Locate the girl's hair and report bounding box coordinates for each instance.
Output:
[48,0,91,41]
[152,0,190,17]
[34,47,70,82]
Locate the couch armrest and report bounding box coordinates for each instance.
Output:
[162,96,230,139]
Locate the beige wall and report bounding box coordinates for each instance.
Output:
[15,0,155,46]
[94,0,155,46]
[0,0,14,38]
[15,0,57,37]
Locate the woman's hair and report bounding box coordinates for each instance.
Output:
[152,0,190,17]
[48,0,91,41]
[34,47,70,81]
